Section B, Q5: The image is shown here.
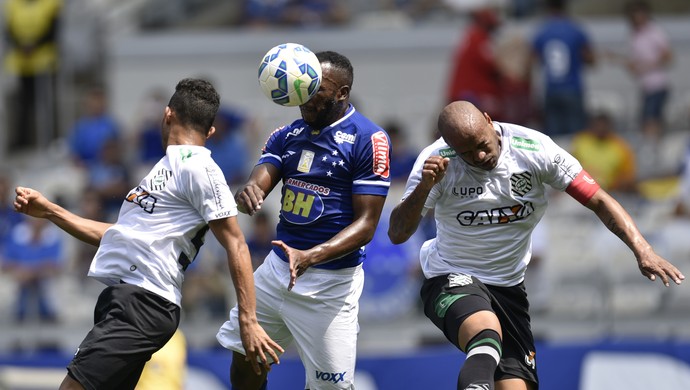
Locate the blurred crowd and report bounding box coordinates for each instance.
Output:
[1,0,690,352]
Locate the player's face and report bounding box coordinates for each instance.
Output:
[448,113,501,171]
[299,64,347,130]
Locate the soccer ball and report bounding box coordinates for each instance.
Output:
[258,43,322,107]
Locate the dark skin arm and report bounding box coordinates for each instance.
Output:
[236,163,386,290]
[584,188,684,286]
[388,156,449,244]
[274,193,386,290]
[235,163,282,216]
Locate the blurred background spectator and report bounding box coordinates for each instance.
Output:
[0,170,23,253]
[245,211,275,271]
[623,0,673,144]
[531,0,595,137]
[207,103,257,186]
[445,6,503,117]
[2,0,62,150]
[67,85,121,168]
[386,119,419,183]
[1,217,63,324]
[131,86,168,172]
[571,110,638,194]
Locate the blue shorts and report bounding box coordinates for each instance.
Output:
[641,88,669,121]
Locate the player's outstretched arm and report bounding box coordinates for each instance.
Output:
[208,217,283,373]
[276,194,386,291]
[585,188,685,286]
[388,156,449,244]
[235,163,281,216]
[14,186,112,246]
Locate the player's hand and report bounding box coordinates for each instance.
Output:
[13,187,53,219]
[420,156,450,189]
[637,252,685,287]
[235,184,265,216]
[272,240,311,291]
[239,320,284,375]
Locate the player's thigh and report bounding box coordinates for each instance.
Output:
[420,273,495,349]
[217,252,294,358]
[68,284,179,390]
[487,283,538,388]
[293,309,358,390]
[286,267,363,389]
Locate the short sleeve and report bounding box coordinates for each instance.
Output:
[256,126,286,169]
[352,130,391,196]
[181,158,238,222]
[536,135,584,191]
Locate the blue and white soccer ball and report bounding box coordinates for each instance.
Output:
[258,43,322,107]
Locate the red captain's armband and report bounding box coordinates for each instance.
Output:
[565,170,600,205]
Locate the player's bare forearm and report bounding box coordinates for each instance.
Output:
[304,194,386,266]
[586,189,651,258]
[236,163,281,215]
[586,189,684,286]
[209,218,257,319]
[14,187,110,246]
[210,217,284,370]
[388,182,432,244]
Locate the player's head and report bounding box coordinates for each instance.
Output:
[164,78,220,140]
[437,101,501,171]
[299,51,353,130]
[625,0,651,28]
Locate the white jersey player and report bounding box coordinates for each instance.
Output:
[388,101,683,390]
[13,78,281,390]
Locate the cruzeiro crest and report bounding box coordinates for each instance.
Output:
[510,171,532,197]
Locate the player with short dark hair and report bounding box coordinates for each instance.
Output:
[217,51,392,389]
[13,78,282,390]
[388,100,684,390]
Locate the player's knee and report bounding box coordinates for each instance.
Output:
[465,328,502,362]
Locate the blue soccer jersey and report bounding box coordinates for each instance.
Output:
[258,105,391,269]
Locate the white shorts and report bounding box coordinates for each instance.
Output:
[217,251,363,389]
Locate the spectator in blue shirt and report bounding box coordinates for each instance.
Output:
[67,86,120,166]
[2,217,63,323]
[532,0,595,137]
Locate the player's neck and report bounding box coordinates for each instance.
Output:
[164,126,206,148]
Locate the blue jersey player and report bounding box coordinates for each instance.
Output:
[217,51,391,390]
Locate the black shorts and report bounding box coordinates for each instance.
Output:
[421,273,538,388]
[67,283,180,390]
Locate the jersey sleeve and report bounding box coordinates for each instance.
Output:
[180,157,238,222]
[352,129,391,196]
[536,134,585,191]
[256,126,286,169]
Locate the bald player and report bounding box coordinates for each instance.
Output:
[388,100,684,390]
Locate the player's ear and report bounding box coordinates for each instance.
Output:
[338,85,350,101]
[483,111,492,124]
[206,126,216,139]
[163,106,173,124]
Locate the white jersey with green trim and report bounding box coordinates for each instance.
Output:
[88,145,238,305]
[402,122,583,286]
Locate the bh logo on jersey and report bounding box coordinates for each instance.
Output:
[281,178,327,224]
